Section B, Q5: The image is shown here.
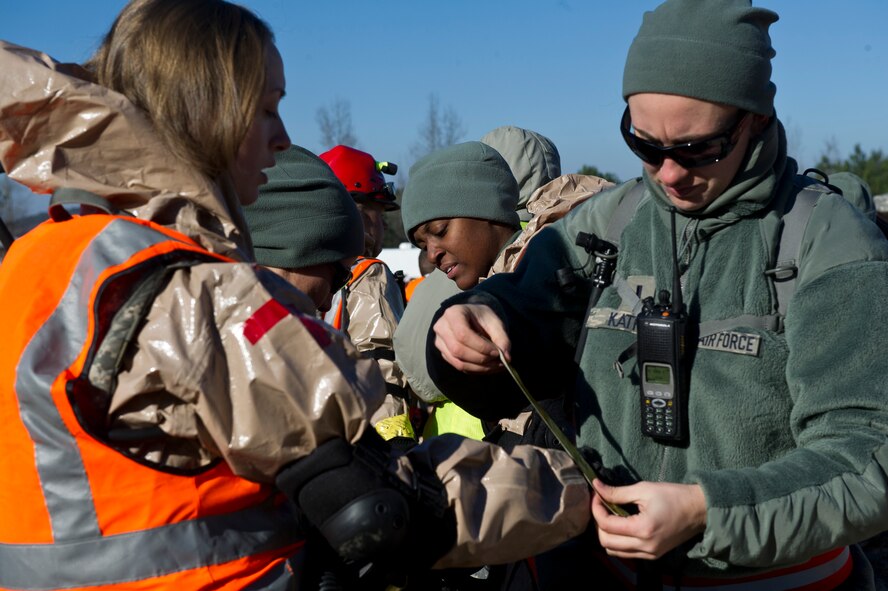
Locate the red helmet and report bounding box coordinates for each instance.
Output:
[319,145,400,211]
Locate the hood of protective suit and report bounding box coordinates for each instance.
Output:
[0,41,252,260]
[489,173,613,275]
[480,125,561,220]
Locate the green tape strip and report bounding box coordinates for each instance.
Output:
[498,348,629,517]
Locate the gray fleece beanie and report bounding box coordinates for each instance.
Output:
[401,141,520,244]
[622,0,778,116]
[245,146,364,269]
[480,126,561,213]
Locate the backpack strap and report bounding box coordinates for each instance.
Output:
[764,184,828,323]
[603,178,646,246]
[673,183,825,336]
[764,168,888,327]
[595,179,821,343]
[49,187,133,221]
[593,179,650,316]
[574,180,646,365]
[348,257,384,287]
[71,246,223,444]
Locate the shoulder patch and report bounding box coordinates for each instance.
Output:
[244,299,290,345]
[698,331,761,356]
[244,299,332,347]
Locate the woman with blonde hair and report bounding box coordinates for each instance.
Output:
[0,2,606,589]
[0,1,392,588]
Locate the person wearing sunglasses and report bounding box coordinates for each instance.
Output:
[244,145,363,316]
[426,0,888,588]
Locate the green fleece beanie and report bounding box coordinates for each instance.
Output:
[622,0,778,116]
[401,141,520,244]
[245,146,364,269]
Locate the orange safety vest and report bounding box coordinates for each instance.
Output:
[325,256,385,330]
[0,213,303,590]
[404,276,425,303]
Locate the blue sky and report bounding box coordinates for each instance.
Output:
[1,0,886,186]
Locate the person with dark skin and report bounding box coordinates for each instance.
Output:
[399,140,613,590]
[0,3,604,590]
[396,138,611,445]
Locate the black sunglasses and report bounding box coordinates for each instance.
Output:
[620,106,749,169]
[329,262,352,293]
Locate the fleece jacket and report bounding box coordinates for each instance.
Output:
[429,118,888,580]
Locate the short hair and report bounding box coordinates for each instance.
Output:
[86,0,274,183]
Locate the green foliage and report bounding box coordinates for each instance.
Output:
[815,144,888,196]
[577,165,621,185]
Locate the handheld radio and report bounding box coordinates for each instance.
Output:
[636,208,690,442]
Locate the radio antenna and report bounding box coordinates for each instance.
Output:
[669,207,683,315]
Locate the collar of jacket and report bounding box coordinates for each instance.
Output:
[643,117,790,237]
[493,229,522,264]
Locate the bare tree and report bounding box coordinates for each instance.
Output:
[411,94,465,160]
[316,98,357,148]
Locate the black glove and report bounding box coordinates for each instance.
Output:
[276,430,456,579]
[483,397,574,453]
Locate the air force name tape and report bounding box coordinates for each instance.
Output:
[697,330,761,356]
[586,307,761,357]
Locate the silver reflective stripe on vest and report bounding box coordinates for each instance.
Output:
[324,287,347,330]
[0,498,301,590]
[14,219,173,541]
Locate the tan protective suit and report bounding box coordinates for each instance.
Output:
[326,259,414,437]
[0,39,589,568]
[490,173,614,275]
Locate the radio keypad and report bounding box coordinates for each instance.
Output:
[643,394,675,436]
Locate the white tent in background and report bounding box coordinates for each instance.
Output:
[378,242,422,280]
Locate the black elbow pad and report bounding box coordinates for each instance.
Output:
[275,430,456,576]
